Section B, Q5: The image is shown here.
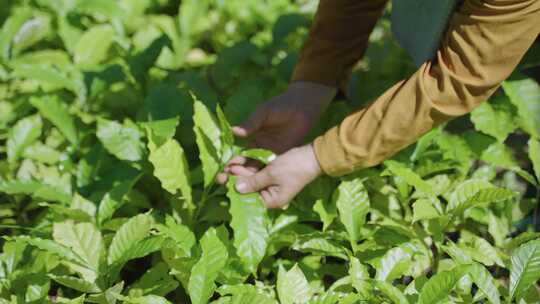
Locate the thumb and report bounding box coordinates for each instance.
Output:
[236,169,272,194]
[233,106,267,137]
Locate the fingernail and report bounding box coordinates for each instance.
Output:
[236,181,247,193]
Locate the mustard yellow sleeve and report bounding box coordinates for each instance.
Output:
[291,0,389,89]
[314,0,540,176]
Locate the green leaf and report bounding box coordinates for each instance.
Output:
[216,104,234,157]
[0,180,42,195]
[446,180,514,215]
[375,247,412,282]
[528,138,540,183]
[53,222,102,280]
[240,149,276,165]
[128,262,178,297]
[121,295,172,304]
[108,237,167,280]
[178,0,210,40]
[23,143,62,164]
[9,236,88,268]
[188,228,228,304]
[349,257,370,295]
[509,240,540,301]
[418,265,469,304]
[0,180,71,204]
[374,280,410,304]
[333,178,370,244]
[459,233,504,267]
[108,214,153,265]
[470,95,516,142]
[292,237,348,260]
[11,13,51,50]
[30,95,78,144]
[277,264,313,304]
[97,118,144,162]
[0,7,32,59]
[384,160,432,195]
[502,77,540,139]
[87,281,124,304]
[10,63,85,99]
[193,96,222,187]
[467,263,500,304]
[50,275,102,293]
[74,24,115,67]
[156,215,196,256]
[25,274,50,302]
[7,114,42,163]
[412,198,441,222]
[148,138,192,204]
[98,176,140,225]
[226,178,269,273]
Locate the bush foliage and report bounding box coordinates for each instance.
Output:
[1,1,540,303]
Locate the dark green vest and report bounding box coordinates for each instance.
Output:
[391,0,459,66]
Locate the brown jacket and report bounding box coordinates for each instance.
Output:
[292,0,540,176]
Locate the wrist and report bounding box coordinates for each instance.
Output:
[289,81,337,121]
[303,144,323,180]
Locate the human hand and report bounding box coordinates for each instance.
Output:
[231,144,322,208]
[232,81,336,154]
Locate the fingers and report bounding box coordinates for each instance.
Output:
[228,165,257,176]
[236,169,272,194]
[261,186,285,209]
[216,172,228,184]
[216,166,256,185]
[232,106,267,138]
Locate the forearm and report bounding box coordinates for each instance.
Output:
[292,0,388,89]
[314,0,540,176]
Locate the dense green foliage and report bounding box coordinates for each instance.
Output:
[1,0,540,303]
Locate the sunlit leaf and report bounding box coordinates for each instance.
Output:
[227,178,269,273]
[376,247,412,282]
[53,221,102,280]
[333,178,369,244]
[509,240,540,301]
[188,228,228,304]
[97,118,144,161]
[148,137,192,205]
[108,214,153,265]
[193,96,222,187]
[277,264,313,304]
[418,265,469,304]
[74,24,115,67]
[30,95,78,144]
[7,114,42,163]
